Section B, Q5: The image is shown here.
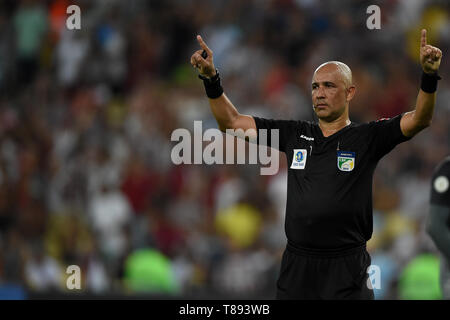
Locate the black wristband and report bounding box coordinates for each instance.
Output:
[199,69,224,99]
[421,71,441,93]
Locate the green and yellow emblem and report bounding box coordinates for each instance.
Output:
[337,151,355,172]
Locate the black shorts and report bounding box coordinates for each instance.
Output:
[276,241,374,300]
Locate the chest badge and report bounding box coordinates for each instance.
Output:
[291,149,307,169]
[337,151,355,172]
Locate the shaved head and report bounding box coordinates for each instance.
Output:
[311,61,356,123]
[314,61,353,89]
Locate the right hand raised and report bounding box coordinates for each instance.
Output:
[190,35,216,78]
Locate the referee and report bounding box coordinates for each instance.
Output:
[427,156,450,299]
[190,29,442,299]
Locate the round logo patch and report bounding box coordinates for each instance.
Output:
[434,176,449,193]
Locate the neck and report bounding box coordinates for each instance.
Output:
[318,116,351,137]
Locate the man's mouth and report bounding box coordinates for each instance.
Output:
[315,103,328,108]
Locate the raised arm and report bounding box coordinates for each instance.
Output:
[400,29,442,137]
[190,35,256,133]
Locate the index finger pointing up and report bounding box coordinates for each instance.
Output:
[421,29,427,47]
[197,35,212,55]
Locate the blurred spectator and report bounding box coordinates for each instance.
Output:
[88,183,132,262]
[123,248,179,294]
[398,253,442,300]
[213,167,246,212]
[215,201,263,250]
[1,229,27,286]
[13,0,48,86]
[212,247,276,297]
[369,250,400,299]
[121,155,157,215]
[56,29,89,87]
[82,240,111,293]
[24,241,63,292]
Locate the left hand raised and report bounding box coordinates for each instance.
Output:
[420,29,442,74]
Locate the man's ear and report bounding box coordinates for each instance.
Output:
[346,86,356,102]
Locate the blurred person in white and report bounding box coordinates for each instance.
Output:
[212,239,276,298]
[82,239,110,294]
[191,29,442,299]
[25,241,63,292]
[427,156,450,299]
[88,177,132,264]
[86,146,122,197]
[213,167,246,213]
[56,29,90,87]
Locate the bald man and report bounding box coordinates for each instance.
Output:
[190,29,442,299]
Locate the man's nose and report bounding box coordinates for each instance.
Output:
[315,86,326,98]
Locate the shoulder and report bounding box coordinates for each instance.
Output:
[345,121,371,134]
[367,115,402,127]
[252,116,309,130]
[361,114,410,140]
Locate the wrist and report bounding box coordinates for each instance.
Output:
[422,68,438,75]
[209,69,217,78]
[199,69,218,82]
[199,69,223,99]
[420,71,442,93]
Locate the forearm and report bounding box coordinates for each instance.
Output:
[209,93,239,132]
[401,29,442,136]
[401,72,440,137]
[412,89,436,127]
[409,70,441,130]
[190,37,257,134]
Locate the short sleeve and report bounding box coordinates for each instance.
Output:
[369,113,412,160]
[252,117,301,153]
[430,157,450,207]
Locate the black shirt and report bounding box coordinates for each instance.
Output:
[253,114,411,250]
[430,156,450,208]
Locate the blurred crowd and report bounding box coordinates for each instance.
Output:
[0,0,449,299]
